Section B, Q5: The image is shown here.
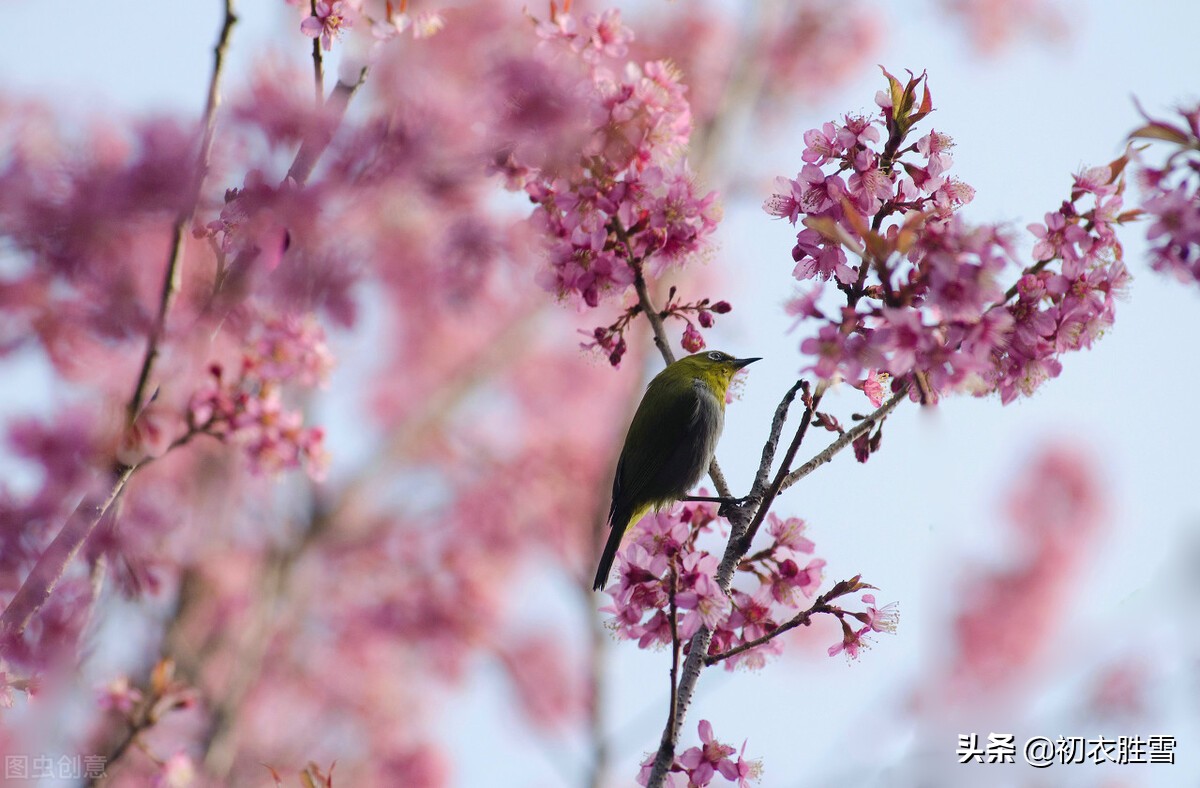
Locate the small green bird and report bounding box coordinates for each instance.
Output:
[593,350,761,591]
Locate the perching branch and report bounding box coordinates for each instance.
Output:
[647,378,906,787]
[751,380,806,495]
[665,559,681,749]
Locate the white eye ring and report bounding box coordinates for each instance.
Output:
[707,351,723,361]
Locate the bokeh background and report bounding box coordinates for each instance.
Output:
[1,1,1198,786]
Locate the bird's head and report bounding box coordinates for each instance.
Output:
[673,351,761,398]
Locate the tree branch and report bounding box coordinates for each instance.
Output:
[127,0,237,425]
[309,0,325,104]
[706,607,830,667]
[286,66,368,186]
[779,384,909,494]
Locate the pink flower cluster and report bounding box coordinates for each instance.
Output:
[602,504,830,670]
[639,720,760,788]
[300,1,355,51]
[510,10,719,308]
[188,314,331,480]
[767,70,1132,404]
[827,593,899,660]
[1132,104,1200,286]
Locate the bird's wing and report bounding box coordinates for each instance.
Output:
[610,377,703,522]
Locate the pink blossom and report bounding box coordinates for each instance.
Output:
[682,322,706,352]
[676,554,731,638]
[801,121,843,165]
[766,513,814,554]
[301,1,354,51]
[583,9,634,60]
[828,624,870,659]
[1028,210,1087,262]
[678,719,737,786]
[97,676,143,714]
[859,593,899,633]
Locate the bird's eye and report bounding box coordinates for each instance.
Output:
[707,351,723,361]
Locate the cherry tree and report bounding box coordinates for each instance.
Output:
[0,1,1195,786]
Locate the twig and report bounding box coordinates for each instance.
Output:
[704,600,835,667]
[779,385,909,493]
[286,67,368,186]
[309,0,325,104]
[751,380,805,497]
[127,0,238,424]
[86,709,157,787]
[730,382,825,559]
[632,268,676,365]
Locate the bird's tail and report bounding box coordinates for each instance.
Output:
[593,502,650,591]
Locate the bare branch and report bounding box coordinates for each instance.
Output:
[751,380,805,495]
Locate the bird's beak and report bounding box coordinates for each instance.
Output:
[732,357,762,369]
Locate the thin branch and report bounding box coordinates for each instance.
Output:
[0,467,133,639]
[704,601,835,667]
[751,380,805,495]
[127,0,238,424]
[779,384,909,494]
[309,0,325,104]
[632,268,676,365]
[731,382,825,558]
[286,67,368,186]
[86,710,156,787]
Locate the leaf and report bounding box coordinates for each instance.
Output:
[1128,123,1191,145]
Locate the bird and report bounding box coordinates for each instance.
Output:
[593,350,760,591]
